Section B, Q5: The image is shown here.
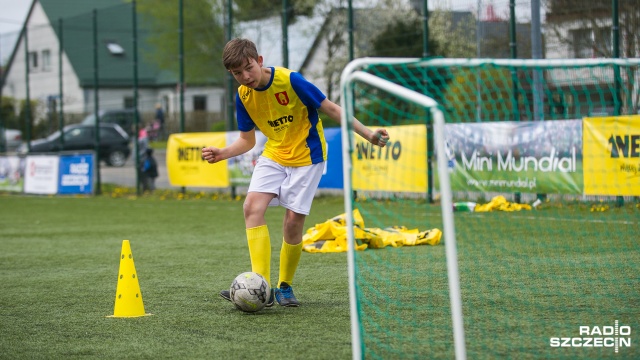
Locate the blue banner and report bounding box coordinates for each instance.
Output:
[58,154,94,195]
[318,127,343,189]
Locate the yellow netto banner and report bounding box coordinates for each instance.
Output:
[583,115,640,196]
[166,132,229,187]
[352,124,427,192]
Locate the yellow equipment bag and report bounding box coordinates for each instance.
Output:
[302,209,442,253]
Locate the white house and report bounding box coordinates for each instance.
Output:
[1,0,226,129]
[543,0,640,116]
[1,0,329,132]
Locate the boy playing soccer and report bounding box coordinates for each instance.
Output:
[202,38,389,307]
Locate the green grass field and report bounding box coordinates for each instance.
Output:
[1,191,638,359]
[353,197,639,359]
[0,193,352,359]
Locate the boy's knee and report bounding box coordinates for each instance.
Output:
[242,201,252,218]
[243,199,263,219]
[283,211,305,229]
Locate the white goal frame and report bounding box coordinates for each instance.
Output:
[339,58,466,360]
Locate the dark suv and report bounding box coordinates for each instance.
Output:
[81,109,136,136]
[18,123,131,167]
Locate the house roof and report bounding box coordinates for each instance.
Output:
[39,0,175,88]
[4,0,319,90]
[1,0,203,89]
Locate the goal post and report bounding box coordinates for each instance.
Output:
[340,60,466,360]
[338,57,640,359]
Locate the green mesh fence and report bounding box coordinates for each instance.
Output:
[342,58,640,359]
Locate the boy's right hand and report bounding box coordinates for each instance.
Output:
[202,146,223,164]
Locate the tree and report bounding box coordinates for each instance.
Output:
[135,0,323,85]
[371,17,435,57]
[136,0,226,85]
[428,9,476,58]
[233,0,315,23]
[316,4,477,102]
[353,7,475,126]
[370,8,475,59]
[481,24,532,59]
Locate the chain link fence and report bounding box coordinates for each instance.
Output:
[1,1,637,141]
[0,0,637,194]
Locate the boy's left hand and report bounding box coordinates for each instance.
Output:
[371,129,390,147]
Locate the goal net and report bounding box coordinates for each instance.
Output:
[339,58,640,359]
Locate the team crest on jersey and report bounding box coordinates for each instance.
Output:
[275,91,290,106]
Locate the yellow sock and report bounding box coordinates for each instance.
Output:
[278,240,302,287]
[246,225,271,286]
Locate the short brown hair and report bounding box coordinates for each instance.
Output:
[222,38,259,70]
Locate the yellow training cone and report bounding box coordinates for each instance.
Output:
[107,240,152,318]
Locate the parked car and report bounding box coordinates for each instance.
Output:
[80,109,136,136]
[1,127,23,152]
[18,123,131,167]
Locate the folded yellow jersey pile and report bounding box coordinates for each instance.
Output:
[474,195,532,212]
[302,209,442,253]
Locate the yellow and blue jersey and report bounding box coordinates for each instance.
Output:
[236,67,327,167]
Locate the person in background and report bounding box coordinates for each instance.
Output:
[154,103,165,140]
[139,148,158,193]
[138,123,149,157]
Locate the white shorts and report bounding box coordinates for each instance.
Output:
[248,156,324,215]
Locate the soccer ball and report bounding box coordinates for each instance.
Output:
[229,272,270,313]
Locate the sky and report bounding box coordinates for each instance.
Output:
[0,0,30,65]
[0,0,30,34]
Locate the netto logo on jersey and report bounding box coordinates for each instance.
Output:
[268,115,294,128]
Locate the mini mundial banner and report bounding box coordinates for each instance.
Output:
[441,120,583,194]
[583,115,640,196]
[166,132,229,187]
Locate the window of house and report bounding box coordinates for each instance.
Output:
[594,27,611,57]
[550,92,565,118]
[28,51,38,71]
[565,93,575,115]
[572,27,612,58]
[42,49,51,71]
[193,96,207,111]
[572,28,593,58]
[124,97,134,109]
[106,41,125,56]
